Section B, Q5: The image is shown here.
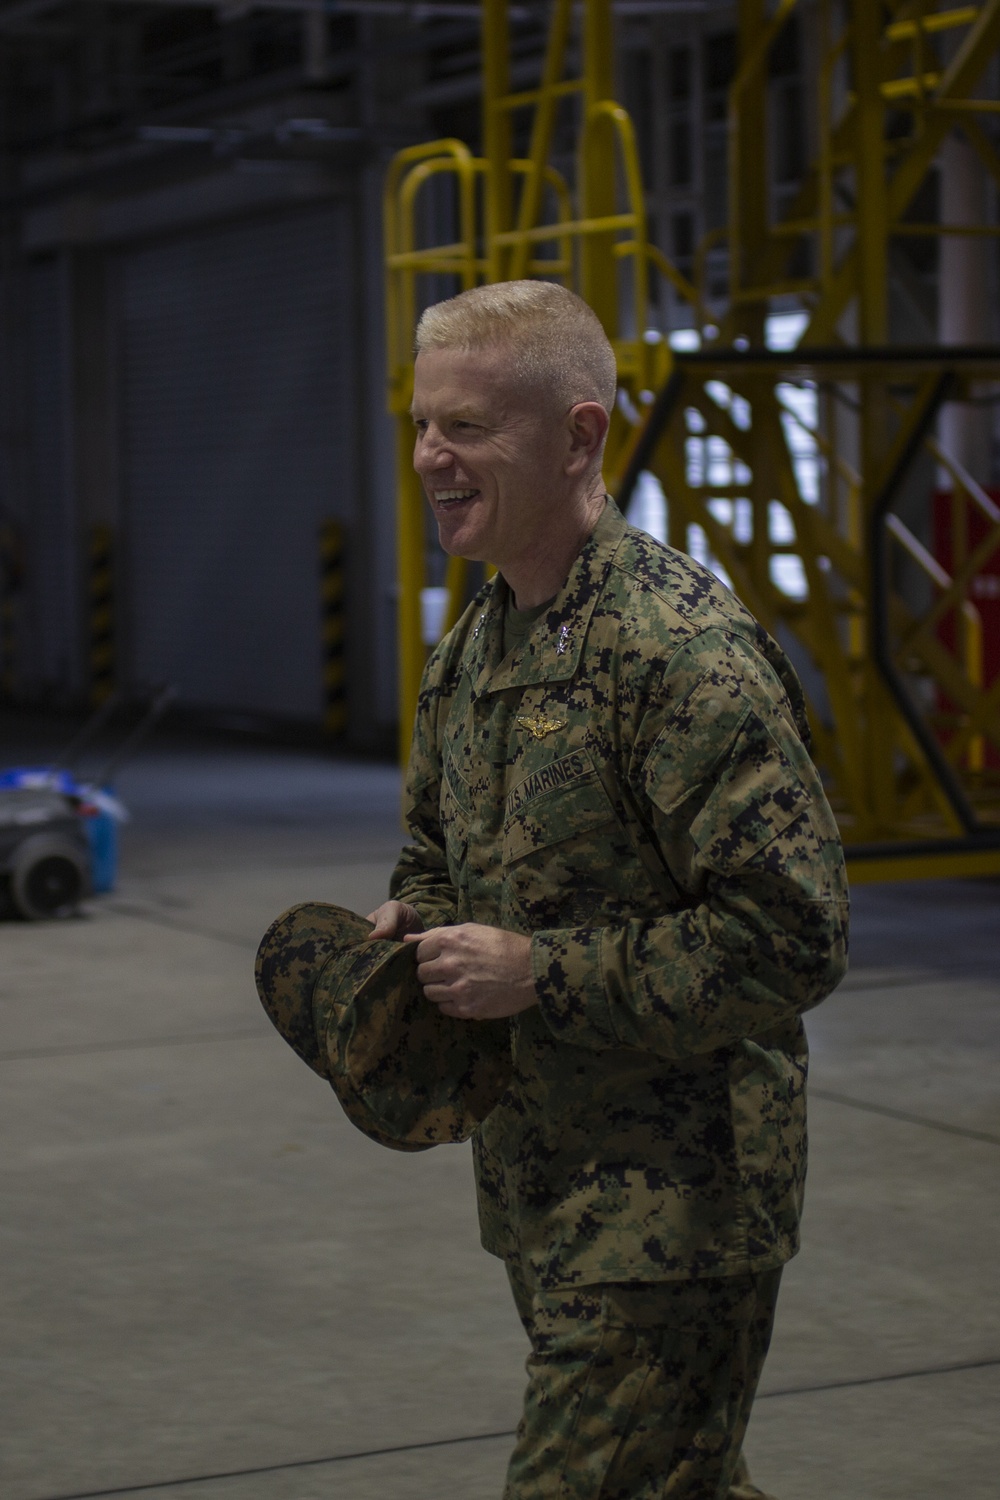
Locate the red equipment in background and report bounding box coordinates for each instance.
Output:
[933,489,1000,771]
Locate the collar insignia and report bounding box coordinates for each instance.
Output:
[516,712,568,740]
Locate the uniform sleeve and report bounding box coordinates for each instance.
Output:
[388,648,461,931]
[531,631,849,1058]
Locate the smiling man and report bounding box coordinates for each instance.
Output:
[368,281,848,1500]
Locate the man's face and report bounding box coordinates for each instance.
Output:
[411,346,570,569]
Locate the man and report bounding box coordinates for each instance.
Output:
[368,280,848,1499]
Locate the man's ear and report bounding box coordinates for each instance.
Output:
[565,401,610,475]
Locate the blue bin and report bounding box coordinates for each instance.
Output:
[85,804,119,894]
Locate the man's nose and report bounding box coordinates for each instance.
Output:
[414,428,453,473]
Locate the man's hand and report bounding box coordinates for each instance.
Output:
[403,924,537,1021]
[366,900,425,941]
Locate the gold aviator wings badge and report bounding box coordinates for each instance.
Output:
[516,713,568,741]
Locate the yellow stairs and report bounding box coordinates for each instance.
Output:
[384,0,1000,879]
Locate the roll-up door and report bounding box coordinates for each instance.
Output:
[117,206,356,721]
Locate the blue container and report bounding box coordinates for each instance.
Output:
[0,769,124,895]
[85,805,119,894]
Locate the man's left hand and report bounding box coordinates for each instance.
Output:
[403,924,537,1020]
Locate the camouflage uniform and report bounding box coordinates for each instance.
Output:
[503,1261,781,1499]
[389,499,848,1494]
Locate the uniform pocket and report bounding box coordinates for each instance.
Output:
[690,712,811,874]
[501,760,640,929]
[503,770,616,865]
[643,674,750,817]
[643,683,811,878]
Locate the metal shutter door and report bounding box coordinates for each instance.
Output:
[118,207,355,720]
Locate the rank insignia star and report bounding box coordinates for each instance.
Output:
[516,713,568,740]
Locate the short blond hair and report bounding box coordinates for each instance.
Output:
[415,280,617,414]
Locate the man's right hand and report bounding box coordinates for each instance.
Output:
[365,900,425,941]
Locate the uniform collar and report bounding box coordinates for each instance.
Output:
[464,498,628,697]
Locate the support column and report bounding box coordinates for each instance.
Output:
[579,0,618,335]
[852,5,888,347]
[731,0,768,346]
[938,130,993,479]
[937,130,992,780]
[851,2,895,832]
[482,0,513,283]
[72,248,119,705]
[359,8,417,749]
[303,9,329,83]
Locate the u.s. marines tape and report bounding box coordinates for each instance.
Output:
[254,901,512,1151]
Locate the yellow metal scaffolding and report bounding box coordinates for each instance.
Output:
[384,0,1000,880]
[384,0,675,751]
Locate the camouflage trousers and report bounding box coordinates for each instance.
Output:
[502,1259,782,1500]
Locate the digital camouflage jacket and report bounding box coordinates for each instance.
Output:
[390,499,849,1288]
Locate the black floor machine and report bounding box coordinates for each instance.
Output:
[0,687,173,920]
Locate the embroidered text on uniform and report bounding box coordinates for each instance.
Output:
[506,751,589,816]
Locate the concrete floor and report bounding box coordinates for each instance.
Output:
[1,723,998,1500]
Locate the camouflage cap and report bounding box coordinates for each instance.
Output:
[254,902,512,1152]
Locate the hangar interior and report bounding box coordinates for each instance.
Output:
[2,0,1000,876]
[1,4,999,1500]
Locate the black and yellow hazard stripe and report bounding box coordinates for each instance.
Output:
[320,520,347,737]
[89,523,115,707]
[0,593,15,701]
